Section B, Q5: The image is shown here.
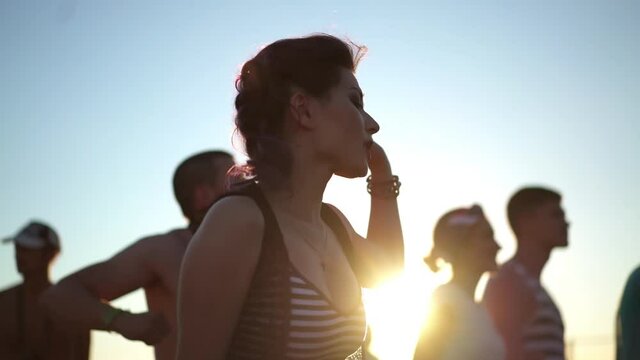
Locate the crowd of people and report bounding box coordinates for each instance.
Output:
[415,188,568,360]
[0,34,636,360]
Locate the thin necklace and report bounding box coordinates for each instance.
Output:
[277,212,329,271]
[298,223,329,271]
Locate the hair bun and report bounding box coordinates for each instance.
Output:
[423,252,441,273]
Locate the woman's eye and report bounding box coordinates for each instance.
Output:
[351,98,363,109]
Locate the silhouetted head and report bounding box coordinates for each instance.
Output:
[507,186,568,250]
[3,221,60,277]
[173,151,235,227]
[233,34,379,188]
[424,205,500,275]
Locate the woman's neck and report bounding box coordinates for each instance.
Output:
[264,152,332,223]
[450,267,482,300]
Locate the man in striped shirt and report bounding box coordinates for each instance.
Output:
[484,187,569,360]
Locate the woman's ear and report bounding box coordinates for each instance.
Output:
[289,90,315,130]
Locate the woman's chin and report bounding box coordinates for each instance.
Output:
[334,171,364,179]
[334,164,369,179]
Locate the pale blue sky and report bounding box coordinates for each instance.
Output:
[1,1,638,359]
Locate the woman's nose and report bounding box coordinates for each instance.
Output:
[366,112,380,135]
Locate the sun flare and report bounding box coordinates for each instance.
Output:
[363,265,452,360]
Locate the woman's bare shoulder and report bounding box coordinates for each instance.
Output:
[188,195,266,254]
[211,195,264,226]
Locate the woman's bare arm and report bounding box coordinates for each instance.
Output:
[329,142,404,287]
[364,142,404,277]
[176,196,264,360]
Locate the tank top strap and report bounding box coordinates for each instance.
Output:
[221,180,291,358]
[221,182,364,282]
[219,180,287,253]
[320,204,366,285]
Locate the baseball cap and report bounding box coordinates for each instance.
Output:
[2,221,60,250]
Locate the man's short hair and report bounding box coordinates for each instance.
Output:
[172,150,233,219]
[507,186,562,236]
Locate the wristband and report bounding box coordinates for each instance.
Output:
[103,307,126,331]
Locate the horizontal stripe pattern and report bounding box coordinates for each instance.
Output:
[511,262,566,360]
[223,185,366,359]
[285,275,366,360]
[228,271,366,360]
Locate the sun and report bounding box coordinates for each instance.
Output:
[363,265,451,360]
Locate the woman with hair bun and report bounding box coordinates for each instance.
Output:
[414,205,505,360]
[177,34,404,360]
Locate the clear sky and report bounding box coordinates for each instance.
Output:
[1,1,638,359]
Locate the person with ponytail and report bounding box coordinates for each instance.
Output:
[176,34,404,360]
[414,205,505,360]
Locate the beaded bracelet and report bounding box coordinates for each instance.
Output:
[366,175,401,198]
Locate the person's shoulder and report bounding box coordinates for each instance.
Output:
[488,260,521,283]
[136,228,188,243]
[201,195,265,234]
[623,265,640,293]
[0,284,21,318]
[122,226,193,256]
[429,285,458,321]
[433,283,458,300]
[0,284,20,302]
[628,265,640,282]
[485,261,532,297]
[434,283,473,307]
[110,234,169,262]
[431,285,455,307]
[134,228,192,251]
[166,228,192,240]
[183,196,265,266]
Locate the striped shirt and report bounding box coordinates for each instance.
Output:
[511,262,565,360]
[286,273,366,359]
[223,181,367,359]
[484,260,565,360]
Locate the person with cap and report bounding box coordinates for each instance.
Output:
[0,221,90,360]
[413,205,505,360]
[41,150,235,360]
[483,186,569,360]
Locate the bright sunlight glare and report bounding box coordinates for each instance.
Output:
[326,153,509,360]
[364,265,452,360]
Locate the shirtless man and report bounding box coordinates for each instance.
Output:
[0,221,90,360]
[41,150,234,360]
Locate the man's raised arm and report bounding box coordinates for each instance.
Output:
[41,238,170,345]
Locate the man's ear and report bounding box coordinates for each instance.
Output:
[289,90,314,130]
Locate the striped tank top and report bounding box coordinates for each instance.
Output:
[505,261,565,360]
[224,181,367,359]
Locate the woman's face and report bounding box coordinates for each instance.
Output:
[462,218,501,273]
[310,68,380,178]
